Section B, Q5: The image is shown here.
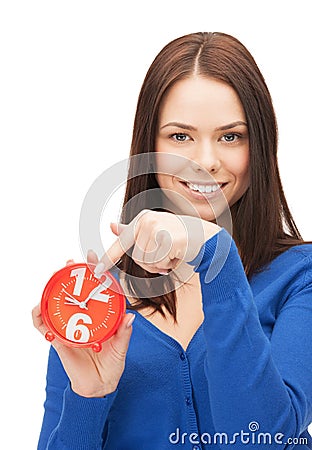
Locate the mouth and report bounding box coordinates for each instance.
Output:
[178,180,228,200]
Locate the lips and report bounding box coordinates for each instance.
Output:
[186,181,225,193]
[179,180,228,200]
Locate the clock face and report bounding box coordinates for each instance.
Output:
[41,263,125,351]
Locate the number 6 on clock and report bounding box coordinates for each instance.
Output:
[66,313,92,342]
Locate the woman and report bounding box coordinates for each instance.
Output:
[33,32,312,449]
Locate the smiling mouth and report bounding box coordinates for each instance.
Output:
[179,180,228,195]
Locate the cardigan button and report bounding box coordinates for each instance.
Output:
[193,446,200,450]
[180,352,186,360]
[185,396,192,406]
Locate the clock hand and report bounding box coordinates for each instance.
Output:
[62,289,79,302]
[80,294,113,308]
[80,285,107,309]
[62,290,88,309]
[64,296,80,305]
[64,301,83,306]
[64,296,88,309]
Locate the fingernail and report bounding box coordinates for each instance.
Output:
[158,271,169,275]
[94,262,105,278]
[126,313,136,328]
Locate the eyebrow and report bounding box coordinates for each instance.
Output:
[160,120,248,131]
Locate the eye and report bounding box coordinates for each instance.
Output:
[170,133,191,142]
[220,133,241,143]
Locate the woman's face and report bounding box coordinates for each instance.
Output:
[155,76,250,222]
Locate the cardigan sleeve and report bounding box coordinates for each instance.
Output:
[187,228,312,449]
[37,346,117,450]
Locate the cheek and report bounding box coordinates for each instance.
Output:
[155,173,168,188]
[155,151,189,179]
[228,151,250,183]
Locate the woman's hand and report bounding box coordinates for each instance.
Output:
[32,256,135,398]
[94,209,221,276]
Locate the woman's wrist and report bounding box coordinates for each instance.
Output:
[202,220,222,243]
[71,382,117,398]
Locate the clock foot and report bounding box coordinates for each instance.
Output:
[45,331,55,342]
[92,342,102,352]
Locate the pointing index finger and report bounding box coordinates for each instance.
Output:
[94,209,150,276]
[100,237,130,272]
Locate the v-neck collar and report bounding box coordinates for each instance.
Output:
[126,295,203,353]
[112,268,203,353]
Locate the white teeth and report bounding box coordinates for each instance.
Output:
[186,182,222,193]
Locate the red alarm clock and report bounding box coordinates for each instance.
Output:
[41,263,126,352]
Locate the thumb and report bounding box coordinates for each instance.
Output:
[109,313,135,357]
[110,222,127,236]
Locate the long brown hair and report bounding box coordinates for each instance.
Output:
[115,32,308,320]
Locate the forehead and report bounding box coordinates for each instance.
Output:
[158,76,246,128]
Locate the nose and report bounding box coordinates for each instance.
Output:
[190,139,221,174]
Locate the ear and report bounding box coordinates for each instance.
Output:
[110,222,127,236]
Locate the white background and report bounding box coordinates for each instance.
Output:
[1,1,311,447]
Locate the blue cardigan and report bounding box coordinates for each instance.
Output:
[38,228,312,449]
